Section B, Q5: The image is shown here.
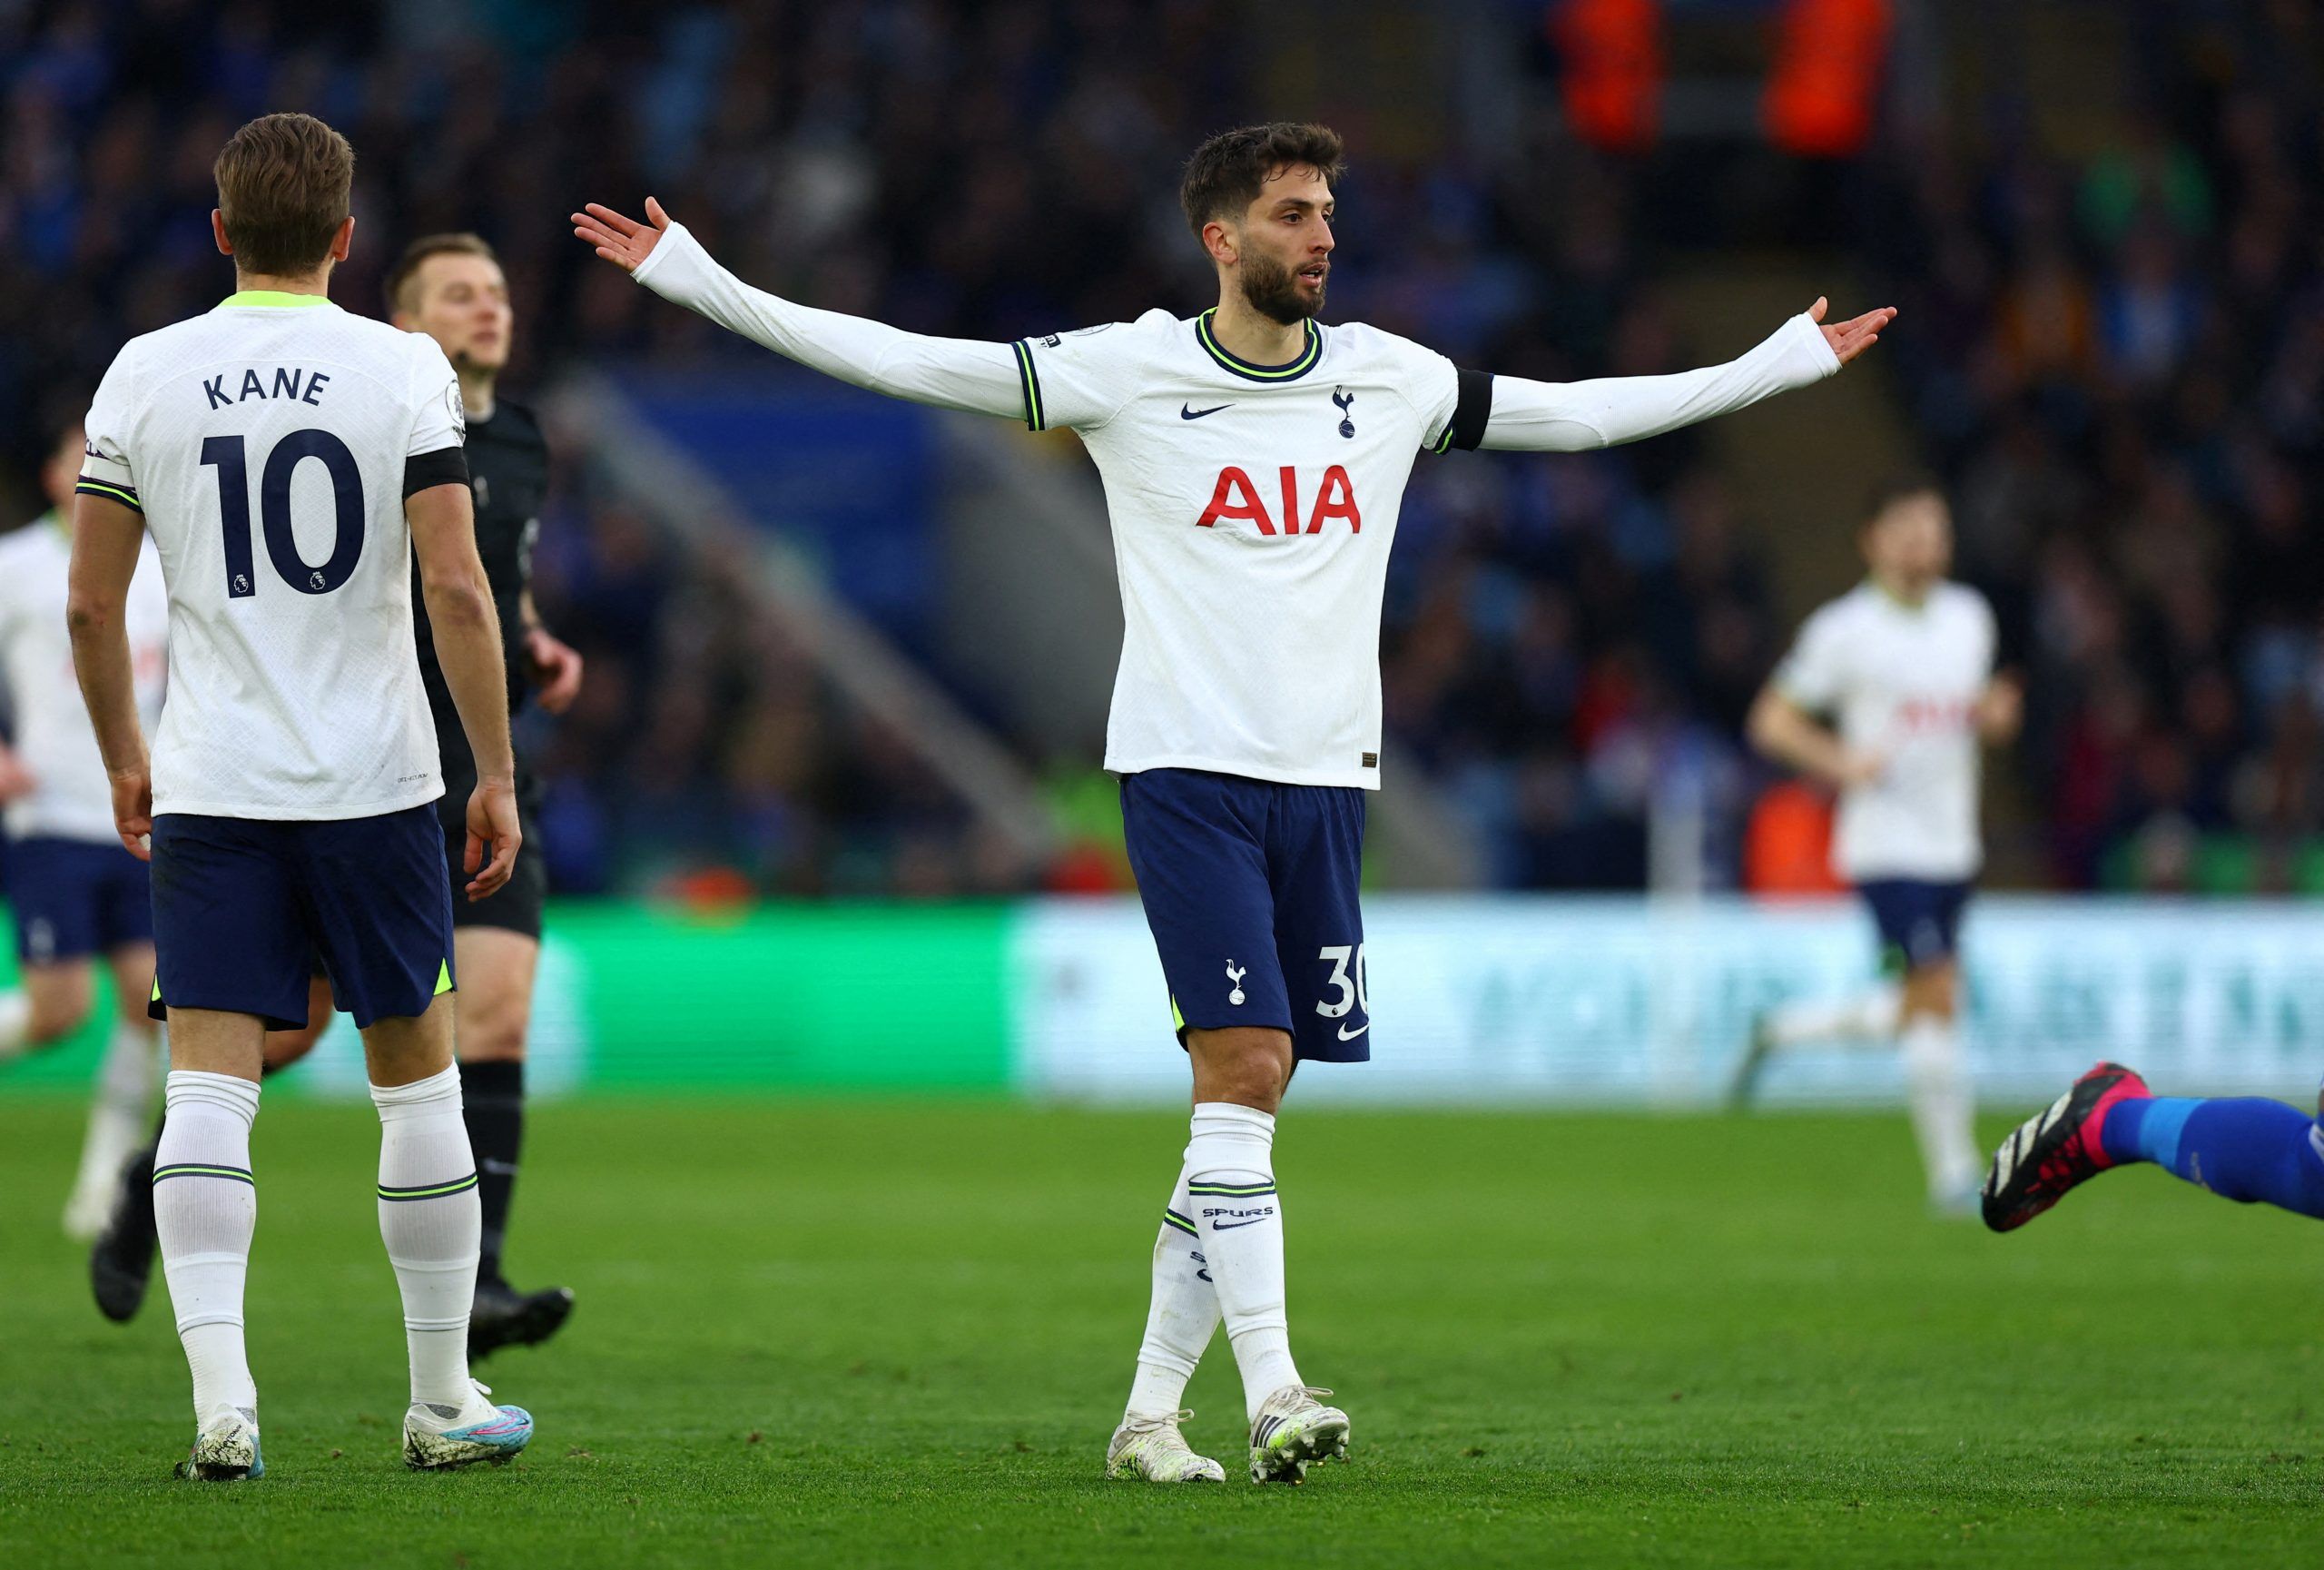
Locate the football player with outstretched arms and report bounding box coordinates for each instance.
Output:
[575,120,1893,1486]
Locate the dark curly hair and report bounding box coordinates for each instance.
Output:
[1178,123,1344,241]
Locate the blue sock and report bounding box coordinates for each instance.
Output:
[2100,1096,2324,1219]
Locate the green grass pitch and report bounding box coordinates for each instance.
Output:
[1,1095,2317,1567]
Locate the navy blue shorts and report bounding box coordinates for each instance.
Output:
[1120,768,1370,1064]
[1859,879,1972,973]
[5,835,153,964]
[148,804,456,1032]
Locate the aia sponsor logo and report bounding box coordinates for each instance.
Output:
[1195,465,1362,535]
[1896,696,1974,734]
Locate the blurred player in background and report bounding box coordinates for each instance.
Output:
[0,415,169,1237]
[69,112,532,1478]
[1733,478,2022,1215]
[576,121,1893,1484]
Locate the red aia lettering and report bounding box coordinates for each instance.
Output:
[1195,466,1275,534]
[1193,465,1361,535]
[1307,465,1360,533]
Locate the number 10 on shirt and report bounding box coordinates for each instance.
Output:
[199,428,367,598]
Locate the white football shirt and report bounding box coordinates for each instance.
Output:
[1774,580,1996,882]
[632,219,1841,795]
[79,291,464,820]
[1016,311,1467,788]
[0,513,169,844]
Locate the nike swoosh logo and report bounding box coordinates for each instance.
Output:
[1337,1022,1370,1041]
[1181,402,1233,420]
[1211,1218,1271,1230]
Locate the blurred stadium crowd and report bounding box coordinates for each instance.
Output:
[3,1,2320,896]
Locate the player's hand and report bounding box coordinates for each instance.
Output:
[1835,749,1887,791]
[525,627,586,715]
[0,749,36,804]
[1977,674,2024,743]
[1807,298,1897,366]
[571,197,675,274]
[463,775,522,901]
[109,765,153,863]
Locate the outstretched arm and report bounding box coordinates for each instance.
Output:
[573,198,1026,419]
[1477,299,1895,453]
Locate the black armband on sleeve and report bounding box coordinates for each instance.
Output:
[1447,369,1493,452]
[403,447,470,499]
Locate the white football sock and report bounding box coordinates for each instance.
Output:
[153,1070,261,1427]
[1900,1014,1981,1200]
[0,990,31,1062]
[1125,1161,1221,1420]
[1765,983,1900,1050]
[371,1066,481,1409]
[1186,1102,1300,1424]
[69,1020,162,1219]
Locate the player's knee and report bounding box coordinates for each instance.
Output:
[1899,963,1958,1022]
[262,1025,323,1071]
[456,1011,528,1063]
[453,984,531,1062]
[1188,1027,1293,1111]
[22,972,94,1043]
[25,999,87,1044]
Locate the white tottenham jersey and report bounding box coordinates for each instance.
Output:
[1774,580,1996,882]
[630,220,1841,792]
[1015,311,1472,788]
[79,292,465,820]
[0,515,168,843]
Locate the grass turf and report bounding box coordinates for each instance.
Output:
[0,1095,2316,1567]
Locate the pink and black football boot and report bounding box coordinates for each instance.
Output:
[1982,1061,2152,1234]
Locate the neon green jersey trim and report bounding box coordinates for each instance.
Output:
[1170,995,1186,1032]
[434,959,454,996]
[217,290,333,309]
[1195,310,1321,380]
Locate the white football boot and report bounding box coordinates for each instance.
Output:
[175,1406,262,1481]
[1247,1385,1350,1483]
[1106,1409,1226,1483]
[402,1379,534,1470]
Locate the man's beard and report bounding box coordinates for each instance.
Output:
[1240,250,1322,326]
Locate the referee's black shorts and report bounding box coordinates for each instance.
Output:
[435,754,547,942]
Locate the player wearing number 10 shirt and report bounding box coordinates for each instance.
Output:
[69,113,531,1480]
[576,120,1895,1486]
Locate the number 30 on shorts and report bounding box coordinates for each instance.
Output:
[1315,943,1368,1019]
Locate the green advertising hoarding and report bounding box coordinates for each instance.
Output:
[0,902,1016,1097]
[10,895,2324,1106]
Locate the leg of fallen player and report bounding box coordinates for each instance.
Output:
[153,1006,264,1480]
[362,992,535,1469]
[1985,1061,2324,1231]
[453,926,574,1356]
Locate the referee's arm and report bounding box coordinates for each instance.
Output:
[408,470,519,899]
